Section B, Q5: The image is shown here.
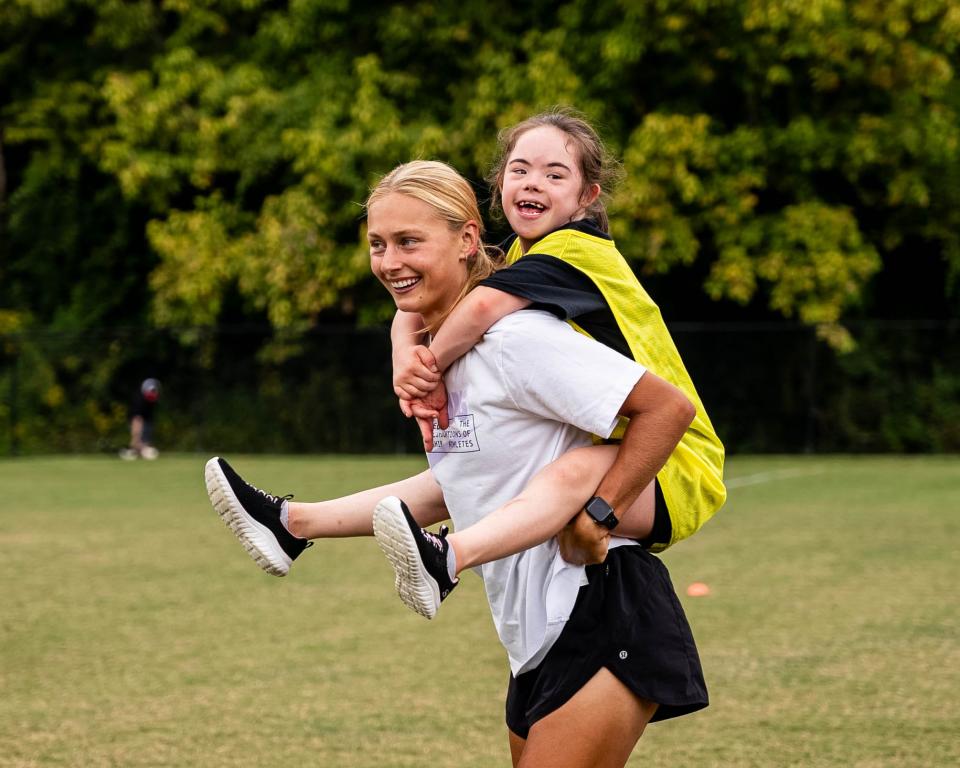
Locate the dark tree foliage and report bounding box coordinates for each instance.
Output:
[1,1,958,453]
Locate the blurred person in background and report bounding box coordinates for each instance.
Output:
[120,378,161,460]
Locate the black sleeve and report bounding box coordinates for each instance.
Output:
[478,253,607,320]
[480,253,634,359]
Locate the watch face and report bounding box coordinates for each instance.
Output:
[586,497,618,529]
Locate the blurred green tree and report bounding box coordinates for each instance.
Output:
[2,0,958,340]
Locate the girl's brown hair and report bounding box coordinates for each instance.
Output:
[486,107,623,232]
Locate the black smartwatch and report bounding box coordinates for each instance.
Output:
[584,496,619,530]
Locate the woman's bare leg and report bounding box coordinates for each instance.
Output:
[446,445,656,574]
[287,469,448,539]
[512,668,657,768]
[508,730,525,768]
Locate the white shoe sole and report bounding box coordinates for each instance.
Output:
[205,457,291,577]
[373,497,440,620]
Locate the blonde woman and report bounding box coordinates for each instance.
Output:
[206,161,707,767]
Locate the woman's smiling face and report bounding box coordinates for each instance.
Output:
[368,192,473,328]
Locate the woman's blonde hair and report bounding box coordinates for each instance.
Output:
[367,160,504,328]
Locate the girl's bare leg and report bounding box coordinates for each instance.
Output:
[287,469,448,539]
[447,445,656,574]
[510,668,657,768]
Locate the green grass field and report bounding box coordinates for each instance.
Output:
[2,454,958,767]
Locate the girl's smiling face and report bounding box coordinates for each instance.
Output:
[367,192,476,329]
[500,125,601,252]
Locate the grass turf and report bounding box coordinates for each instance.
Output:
[1,454,957,767]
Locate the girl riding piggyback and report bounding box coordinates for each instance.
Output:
[391,108,727,573]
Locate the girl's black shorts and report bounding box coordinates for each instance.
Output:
[505,545,708,739]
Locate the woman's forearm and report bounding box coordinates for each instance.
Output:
[594,373,695,520]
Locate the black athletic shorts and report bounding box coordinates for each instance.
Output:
[505,546,708,739]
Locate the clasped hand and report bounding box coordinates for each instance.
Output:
[557,510,611,566]
[394,344,449,452]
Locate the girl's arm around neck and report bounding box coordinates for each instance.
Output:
[392,310,440,400]
[391,310,427,353]
[430,286,530,371]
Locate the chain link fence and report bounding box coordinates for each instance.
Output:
[2,320,958,456]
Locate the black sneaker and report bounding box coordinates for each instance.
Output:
[204,457,311,576]
[372,496,458,619]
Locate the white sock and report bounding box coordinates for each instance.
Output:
[446,545,457,582]
[279,500,293,534]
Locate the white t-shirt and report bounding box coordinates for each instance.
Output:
[426,310,646,674]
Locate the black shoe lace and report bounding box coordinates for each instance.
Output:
[429,525,455,594]
[247,483,293,507]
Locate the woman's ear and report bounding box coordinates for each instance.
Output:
[460,220,481,261]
